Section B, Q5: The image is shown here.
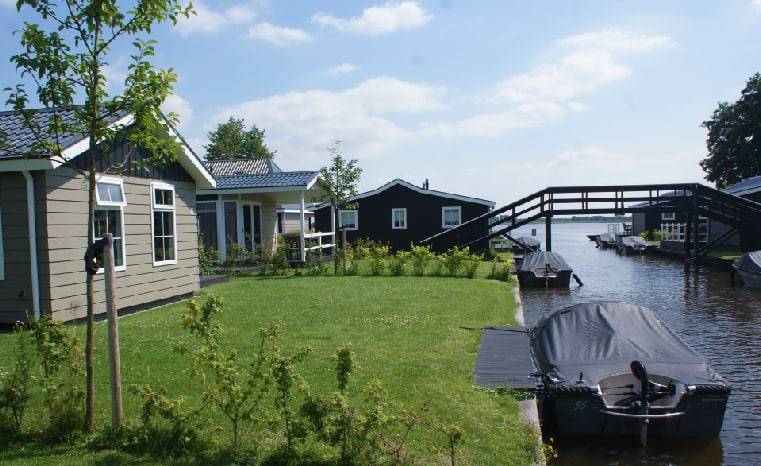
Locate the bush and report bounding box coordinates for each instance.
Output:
[410,244,434,276]
[390,250,411,276]
[0,324,32,435]
[368,244,390,276]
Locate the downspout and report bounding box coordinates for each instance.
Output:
[22,171,41,318]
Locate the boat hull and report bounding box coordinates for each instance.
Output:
[539,383,729,438]
[517,270,572,288]
[733,266,761,289]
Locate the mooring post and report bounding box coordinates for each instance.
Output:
[545,215,552,251]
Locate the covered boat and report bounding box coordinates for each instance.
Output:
[615,235,652,255]
[510,236,541,254]
[732,251,761,289]
[516,251,573,288]
[529,302,730,441]
[595,232,617,249]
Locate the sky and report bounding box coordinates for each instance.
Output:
[2,0,761,208]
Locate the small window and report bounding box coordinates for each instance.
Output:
[152,183,177,265]
[94,177,127,271]
[442,206,461,229]
[338,210,358,230]
[392,208,407,229]
[95,177,126,206]
[661,212,675,221]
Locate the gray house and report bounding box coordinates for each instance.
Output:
[0,108,215,324]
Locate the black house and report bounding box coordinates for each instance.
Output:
[314,179,495,252]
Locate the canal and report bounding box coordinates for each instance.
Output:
[514,222,761,466]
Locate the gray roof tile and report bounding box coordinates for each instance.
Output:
[204,158,282,177]
[0,108,87,158]
[214,171,319,190]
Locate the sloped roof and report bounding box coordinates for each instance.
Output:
[204,158,282,177]
[0,107,215,188]
[724,175,761,197]
[214,171,320,190]
[351,178,495,207]
[0,107,87,158]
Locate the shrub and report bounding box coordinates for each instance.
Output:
[410,244,434,276]
[0,324,32,435]
[368,244,390,276]
[390,250,411,276]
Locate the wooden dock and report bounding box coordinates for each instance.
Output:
[473,326,535,390]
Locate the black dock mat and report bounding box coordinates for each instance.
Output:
[473,326,535,389]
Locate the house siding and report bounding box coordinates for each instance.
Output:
[0,172,37,323]
[42,167,200,322]
[314,183,493,252]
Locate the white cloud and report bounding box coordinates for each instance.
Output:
[206,77,444,167]
[752,0,761,14]
[248,22,313,45]
[327,63,359,75]
[311,1,433,35]
[174,2,256,36]
[0,0,16,9]
[162,94,193,130]
[490,29,675,105]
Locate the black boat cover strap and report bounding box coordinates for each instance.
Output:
[529,302,727,387]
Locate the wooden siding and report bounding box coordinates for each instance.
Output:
[314,183,492,252]
[0,172,36,323]
[42,167,200,322]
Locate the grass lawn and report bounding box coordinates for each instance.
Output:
[0,273,540,465]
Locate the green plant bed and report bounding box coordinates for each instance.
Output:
[0,274,539,465]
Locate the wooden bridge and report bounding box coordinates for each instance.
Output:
[420,183,761,261]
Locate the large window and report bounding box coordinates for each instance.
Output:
[442,206,461,229]
[94,177,126,271]
[338,209,358,230]
[151,183,176,265]
[392,208,407,229]
[197,201,219,252]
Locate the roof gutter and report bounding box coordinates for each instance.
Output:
[22,171,41,319]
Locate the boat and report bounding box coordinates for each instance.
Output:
[615,235,653,255]
[529,302,731,443]
[732,251,761,289]
[595,232,617,249]
[511,236,541,253]
[516,251,573,288]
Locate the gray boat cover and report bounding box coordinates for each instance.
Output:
[733,251,761,274]
[517,251,572,273]
[514,237,540,249]
[529,302,727,387]
[618,235,648,248]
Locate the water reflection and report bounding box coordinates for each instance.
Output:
[516,222,761,465]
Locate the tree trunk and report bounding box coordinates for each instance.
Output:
[84,137,97,433]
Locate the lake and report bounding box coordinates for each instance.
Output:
[513,222,761,466]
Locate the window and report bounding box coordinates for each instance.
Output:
[338,210,358,230]
[94,177,126,271]
[442,206,461,229]
[392,208,407,229]
[661,212,675,221]
[152,183,176,265]
[196,201,219,251]
[0,206,4,280]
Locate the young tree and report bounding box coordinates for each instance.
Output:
[4,0,194,432]
[700,72,761,189]
[205,116,276,160]
[316,141,363,273]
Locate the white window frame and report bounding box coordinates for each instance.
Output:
[338,209,358,231]
[151,182,177,266]
[392,208,407,230]
[0,205,4,280]
[94,176,127,272]
[442,206,461,229]
[661,212,675,221]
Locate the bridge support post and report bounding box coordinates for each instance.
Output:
[545,215,552,251]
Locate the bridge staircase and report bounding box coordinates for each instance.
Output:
[421,183,761,260]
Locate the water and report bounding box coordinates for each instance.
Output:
[514,222,761,466]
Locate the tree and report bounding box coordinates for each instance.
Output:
[205,116,276,160]
[316,141,363,273]
[700,72,761,189]
[5,0,194,432]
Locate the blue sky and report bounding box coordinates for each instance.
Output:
[2,1,761,207]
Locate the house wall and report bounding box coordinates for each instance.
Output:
[0,172,39,324]
[314,183,492,252]
[40,167,200,322]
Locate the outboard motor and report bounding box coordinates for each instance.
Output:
[630,360,649,445]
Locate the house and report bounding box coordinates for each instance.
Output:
[313,178,495,252]
[709,176,761,251]
[195,159,325,263]
[0,108,216,325]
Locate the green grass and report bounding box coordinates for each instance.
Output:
[0,273,540,465]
